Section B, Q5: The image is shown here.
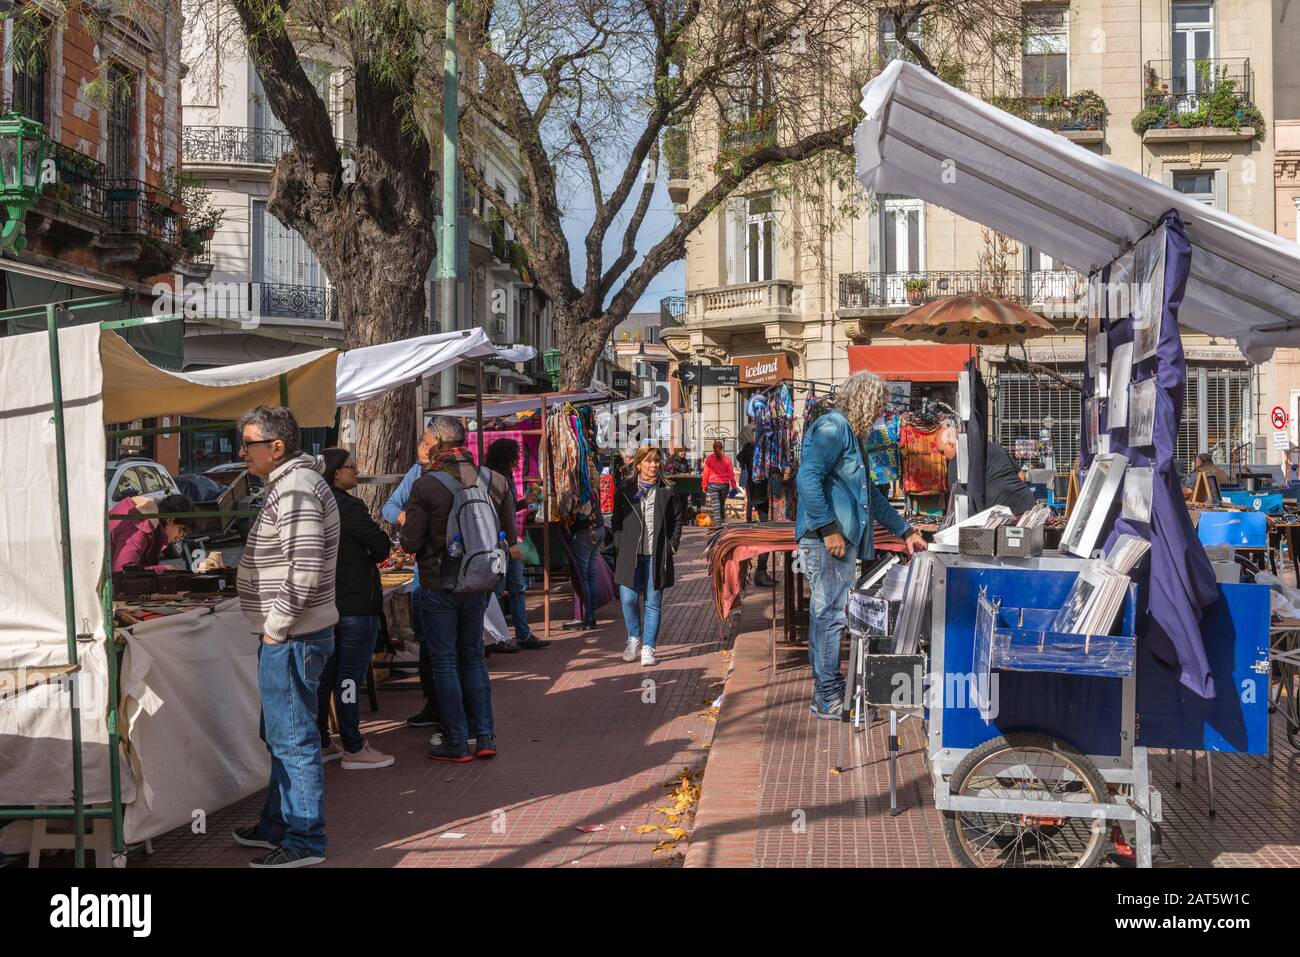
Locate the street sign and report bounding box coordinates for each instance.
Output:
[1274,429,1290,450]
[703,364,739,386]
[679,363,701,387]
[1273,406,1288,430]
[611,370,632,395]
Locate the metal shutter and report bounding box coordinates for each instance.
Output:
[1212,168,1228,211]
[993,366,1083,470]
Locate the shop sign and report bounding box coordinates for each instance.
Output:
[737,353,791,386]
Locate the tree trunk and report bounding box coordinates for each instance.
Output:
[555,307,618,391]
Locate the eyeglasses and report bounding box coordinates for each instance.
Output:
[340,463,358,471]
[241,438,275,449]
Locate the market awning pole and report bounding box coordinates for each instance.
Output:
[541,393,550,640]
[102,512,124,859]
[46,303,86,868]
[474,359,485,461]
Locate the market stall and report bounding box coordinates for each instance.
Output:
[0,308,530,864]
[838,61,1300,867]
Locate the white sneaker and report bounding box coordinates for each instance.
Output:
[622,637,641,662]
[428,731,443,748]
[340,742,395,770]
[641,646,657,666]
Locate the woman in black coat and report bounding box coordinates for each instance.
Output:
[612,446,683,667]
[316,448,397,770]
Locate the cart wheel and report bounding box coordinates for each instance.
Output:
[942,733,1109,869]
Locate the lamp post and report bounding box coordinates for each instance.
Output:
[543,348,561,390]
[0,112,50,253]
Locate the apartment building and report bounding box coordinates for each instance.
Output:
[666,0,1299,473]
[178,22,553,402]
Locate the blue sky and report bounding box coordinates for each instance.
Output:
[559,161,685,316]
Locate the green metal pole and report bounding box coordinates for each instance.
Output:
[438,0,459,394]
[103,514,124,860]
[46,303,86,868]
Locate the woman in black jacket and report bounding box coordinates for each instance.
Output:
[316,448,397,770]
[612,446,683,667]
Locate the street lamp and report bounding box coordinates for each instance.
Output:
[543,348,562,390]
[0,112,50,253]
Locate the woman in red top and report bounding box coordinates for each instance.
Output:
[701,440,737,526]
[109,493,192,572]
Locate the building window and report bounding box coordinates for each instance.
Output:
[1022,4,1068,97]
[745,194,774,283]
[1179,365,1251,474]
[11,30,48,124]
[879,11,924,64]
[106,65,135,179]
[1170,169,1226,209]
[1172,2,1215,100]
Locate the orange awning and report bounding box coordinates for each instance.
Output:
[847,344,970,382]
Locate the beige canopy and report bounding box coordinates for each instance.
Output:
[100,329,339,427]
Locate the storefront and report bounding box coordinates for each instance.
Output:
[847,343,969,408]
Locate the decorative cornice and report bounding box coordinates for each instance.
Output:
[1276,155,1300,184]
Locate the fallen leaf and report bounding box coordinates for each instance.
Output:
[829,768,841,776]
[635,824,659,834]
[575,824,608,832]
[400,789,416,795]
[440,832,467,839]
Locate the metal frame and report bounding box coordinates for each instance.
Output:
[926,551,1156,868]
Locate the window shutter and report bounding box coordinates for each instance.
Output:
[1161,170,1174,190]
[251,202,265,283]
[725,198,746,284]
[867,197,880,275]
[1212,168,1228,211]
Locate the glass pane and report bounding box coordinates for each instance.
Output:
[1172,3,1213,27]
[1,139,17,189]
[748,194,772,215]
[21,139,38,187]
[748,221,759,282]
[1173,171,1214,194]
[762,219,773,280]
[1194,30,1211,63]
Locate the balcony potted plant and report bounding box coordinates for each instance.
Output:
[904,277,929,306]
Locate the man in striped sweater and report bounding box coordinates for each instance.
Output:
[231,405,341,869]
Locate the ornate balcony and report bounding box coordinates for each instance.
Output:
[837,269,1084,311]
[1136,58,1262,141]
[255,281,338,323]
[987,92,1107,144]
[659,295,687,328]
[181,125,357,167]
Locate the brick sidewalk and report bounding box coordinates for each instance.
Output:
[134,529,724,868]
[690,588,1300,868]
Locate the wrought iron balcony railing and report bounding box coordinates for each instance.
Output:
[181,125,357,166]
[838,269,1084,309]
[987,93,1106,132]
[103,179,181,244]
[255,281,339,323]
[45,142,106,218]
[659,295,687,327]
[1142,58,1253,115]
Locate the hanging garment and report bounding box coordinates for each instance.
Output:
[547,412,580,520]
[900,419,949,495]
[864,423,901,485]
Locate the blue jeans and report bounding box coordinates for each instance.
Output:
[570,517,602,622]
[257,626,334,856]
[800,537,859,709]
[316,615,379,753]
[619,554,663,649]
[418,588,493,746]
[495,553,533,642]
[708,483,730,526]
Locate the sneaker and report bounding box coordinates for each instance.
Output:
[321,738,344,764]
[583,618,598,629]
[428,730,443,748]
[429,740,472,763]
[474,735,497,759]
[622,637,641,662]
[341,743,395,770]
[809,701,844,721]
[516,636,551,650]
[406,707,438,728]
[563,619,588,630]
[232,825,276,850]
[248,846,326,869]
[493,639,520,654]
[641,645,657,666]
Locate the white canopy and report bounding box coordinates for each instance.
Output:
[335,328,536,406]
[429,389,609,421]
[854,61,1300,362]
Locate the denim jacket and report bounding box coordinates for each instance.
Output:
[795,408,912,558]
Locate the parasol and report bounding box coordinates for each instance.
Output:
[884,295,1055,345]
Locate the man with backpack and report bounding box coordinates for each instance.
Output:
[400,415,516,762]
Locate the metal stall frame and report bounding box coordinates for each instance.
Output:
[926,551,1158,868]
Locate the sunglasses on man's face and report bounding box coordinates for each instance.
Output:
[241,437,276,449]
